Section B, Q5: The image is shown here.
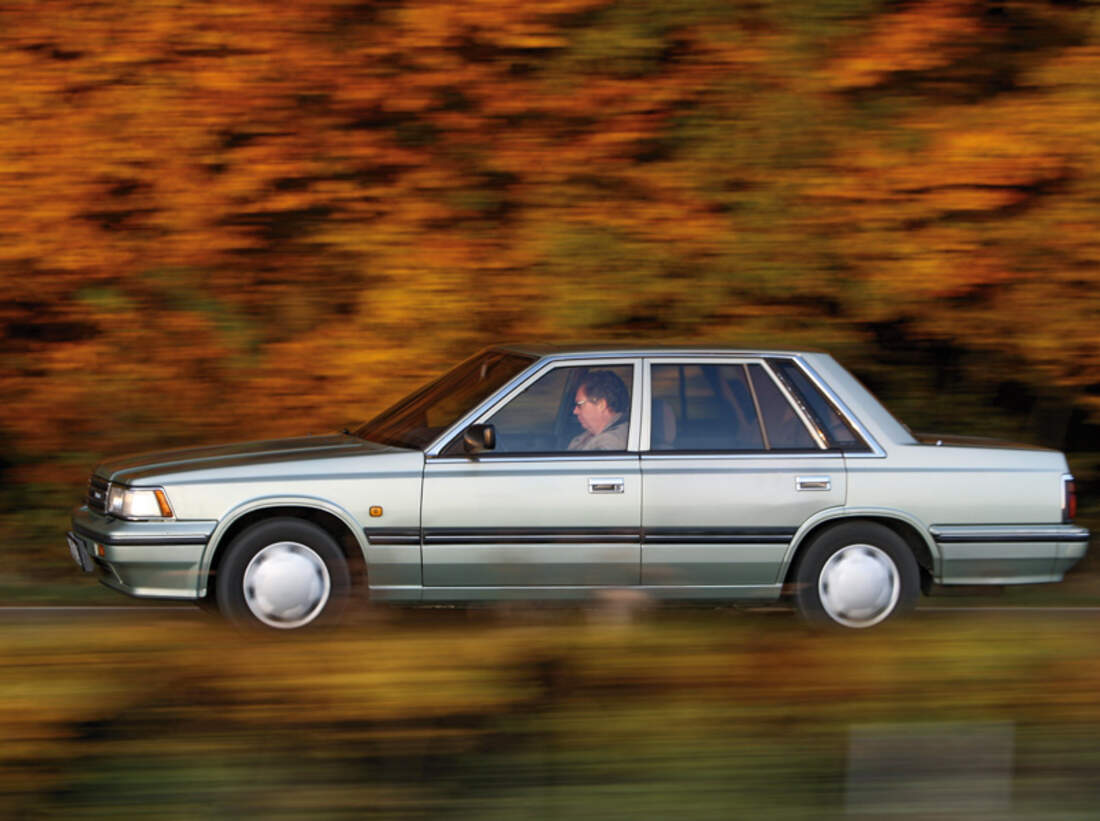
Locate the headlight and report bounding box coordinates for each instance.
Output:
[107,486,174,519]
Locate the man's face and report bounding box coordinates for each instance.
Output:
[574,387,611,435]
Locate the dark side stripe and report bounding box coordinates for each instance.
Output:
[425,527,640,545]
[934,533,1090,544]
[72,523,209,546]
[644,527,795,545]
[362,528,420,545]
[366,526,796,546]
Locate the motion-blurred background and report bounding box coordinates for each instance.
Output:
[2,2,1100,815]
[2,0,1099,596]
[2,0,1098,600]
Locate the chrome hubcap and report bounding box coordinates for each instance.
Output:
[818,543,899,628]
[243,541,331,629]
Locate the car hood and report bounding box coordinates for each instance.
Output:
[96,434,402,484]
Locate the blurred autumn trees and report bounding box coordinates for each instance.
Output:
[2,0,1100,492]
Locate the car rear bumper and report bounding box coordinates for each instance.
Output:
[69,506,217,600]
[931,524,1090,584]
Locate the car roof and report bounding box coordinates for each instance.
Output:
[495,342,826,359]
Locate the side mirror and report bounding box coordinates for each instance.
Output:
[463,424,496,454]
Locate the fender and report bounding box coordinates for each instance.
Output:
[779,506,941,582]
[197,495,370,597]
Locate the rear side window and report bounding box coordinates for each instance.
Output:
[650,364,765,451]
[768,359,867,451]
[746,365,817,450]
[649,363,832,452]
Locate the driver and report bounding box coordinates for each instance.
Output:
[568,371,630,451]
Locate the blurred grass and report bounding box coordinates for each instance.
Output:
[2,610,1099,818]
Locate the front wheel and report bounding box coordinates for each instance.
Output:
[215,518,351,630]
[793,522,919,629]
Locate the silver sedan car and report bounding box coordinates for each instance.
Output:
[68,346,1089,629]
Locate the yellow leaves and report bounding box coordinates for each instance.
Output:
[395,0,603,51]
[862,246,1016,304]
[190,67,254,94]
[498,32,569,50]
[815,117,1073,315]
[826,0,984,90]
[922,186,1025,213]
[0,0,1099,474]
[809,123,1067,236]
[906,129,1066,190]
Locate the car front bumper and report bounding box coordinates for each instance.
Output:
[68,506,217,600]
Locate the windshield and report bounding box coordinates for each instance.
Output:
[354,350,536,450]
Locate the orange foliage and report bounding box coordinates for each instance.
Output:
[1,0,1099,475]
[827,0,984,90]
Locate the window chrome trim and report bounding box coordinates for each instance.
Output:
[513,348,822,363]
[641,451,844,461]
[787,355,886,458]
[758,361,829,449]
[428,454,642,465]
[626,362,644,452]
[743,363,770,450]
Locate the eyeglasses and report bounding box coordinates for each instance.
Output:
[574,399,589,408]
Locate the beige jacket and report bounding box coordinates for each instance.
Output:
[568,419,629,451]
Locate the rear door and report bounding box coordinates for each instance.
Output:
[640,358,847,589]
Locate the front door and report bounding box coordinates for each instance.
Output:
[421,361,642,592]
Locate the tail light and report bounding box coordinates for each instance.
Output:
[1063,475,1077,523]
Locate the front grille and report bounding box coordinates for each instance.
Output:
[87,475,109,515]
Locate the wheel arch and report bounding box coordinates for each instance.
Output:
[781,509,939,590]
[198,497,368,598]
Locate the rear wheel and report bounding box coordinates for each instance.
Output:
[793,522,919,629]
[215,518,350,630]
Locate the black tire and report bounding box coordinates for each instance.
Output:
[214,517,351,630]
[793,521,919,629]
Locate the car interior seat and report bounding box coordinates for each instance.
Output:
[651,398,678,449]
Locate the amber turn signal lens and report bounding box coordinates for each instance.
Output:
[369,505,383,518]
[154,489,173,518]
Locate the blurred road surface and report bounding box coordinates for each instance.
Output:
[0,604,1098,622]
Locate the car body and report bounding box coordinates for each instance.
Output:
[68,345,1090,629]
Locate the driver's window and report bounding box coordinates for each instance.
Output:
[482,364,633,454]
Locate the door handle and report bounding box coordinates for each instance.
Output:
[588,478,624,494]
[796,475,831,491]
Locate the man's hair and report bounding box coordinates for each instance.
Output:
[579,370,630,414]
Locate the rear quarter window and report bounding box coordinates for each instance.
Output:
[767,358,868,451]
